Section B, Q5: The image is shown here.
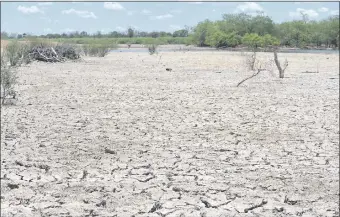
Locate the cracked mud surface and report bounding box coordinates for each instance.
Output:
[1,51,339,217]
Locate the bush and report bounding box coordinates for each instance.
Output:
[147,44,158,55]
[260,34,280,48]
[245,52,258,71]
[5,41,23,67]
[242,33,262,50]
[1,60,17,104]
[192,20,212,46]
[82,42,116,57]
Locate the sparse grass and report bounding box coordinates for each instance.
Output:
[5,41,23,67]
[1,55,17,104]
[245,52,258,71]
[52,37,191,46]
[147,44,158,55]
[82,42,117,57]
[25,37,55,48]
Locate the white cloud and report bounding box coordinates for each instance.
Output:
[330,10,339,15]
[170,25,181,31]
[17,5,44,14]
[212,9,216,12]
[151,13,173,20]
[131,25,139,30]
[127,11,135,16]
[116,26,126,32]
[289,8,319,19]
[170,9,182,14]
[104,2,124,10]
[101,28,112,34]
[40,16,52,23]
[318,7,328,12]
[141,9,151,15]
[43,28,52,33]
[61,28,75,33]
[62,8,97,19]
[38,2,53,6]
[235,2,263,13]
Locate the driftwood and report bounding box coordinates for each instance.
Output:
[27,44,80,63]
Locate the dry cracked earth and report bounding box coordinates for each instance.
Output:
[1,50,339,217]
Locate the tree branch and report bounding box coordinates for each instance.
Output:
[237,68,265,87]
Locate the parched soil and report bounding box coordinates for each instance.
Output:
[1,51,339,217]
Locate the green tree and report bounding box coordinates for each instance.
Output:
[242,33,262,49]
[192,19,215,46]
[221,13,252,36]
[127,27,134,38]
[249,13,276,36]
[173,29,189,37]
[260,34,280,47]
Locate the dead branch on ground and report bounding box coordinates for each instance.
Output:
[244,199,268,213]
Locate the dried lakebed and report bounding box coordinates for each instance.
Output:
[1,51,339,217]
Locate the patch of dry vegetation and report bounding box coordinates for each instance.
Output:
[1,54,17,104]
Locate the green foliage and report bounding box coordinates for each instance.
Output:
[242,33,262,49]
[192,20,215,47]
[277,15,339,48]
[127,27,134,38]
[221,13,253,36]
[206,31,241,48]
[173,29,189,37]
[51,37,189,46]
[242,33,280,49]
[260,34,280,47]
[249,13,276,36]
[3,13,338,50]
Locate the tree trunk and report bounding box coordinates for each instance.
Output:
[274,51,285,78]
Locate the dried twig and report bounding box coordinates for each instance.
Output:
[149,201,162,213]
[244,199,267,213]
[104,147,117,154]
[158,54,163,64]
[237,68,265,87]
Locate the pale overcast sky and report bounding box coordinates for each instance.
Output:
[1,2,339,35]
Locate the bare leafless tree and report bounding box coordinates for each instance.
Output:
[273,50,288,78]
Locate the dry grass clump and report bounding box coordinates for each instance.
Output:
[147,44,158,55]
[82,42,116,57]
[244,52,257,71]
[4,41,28,66]
[0,39,82,105]
[1,54,17,104]
[4,39,81,64]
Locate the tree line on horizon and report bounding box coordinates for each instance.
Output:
[1,12,339,49]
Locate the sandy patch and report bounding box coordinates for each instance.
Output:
[1,50,339,216]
